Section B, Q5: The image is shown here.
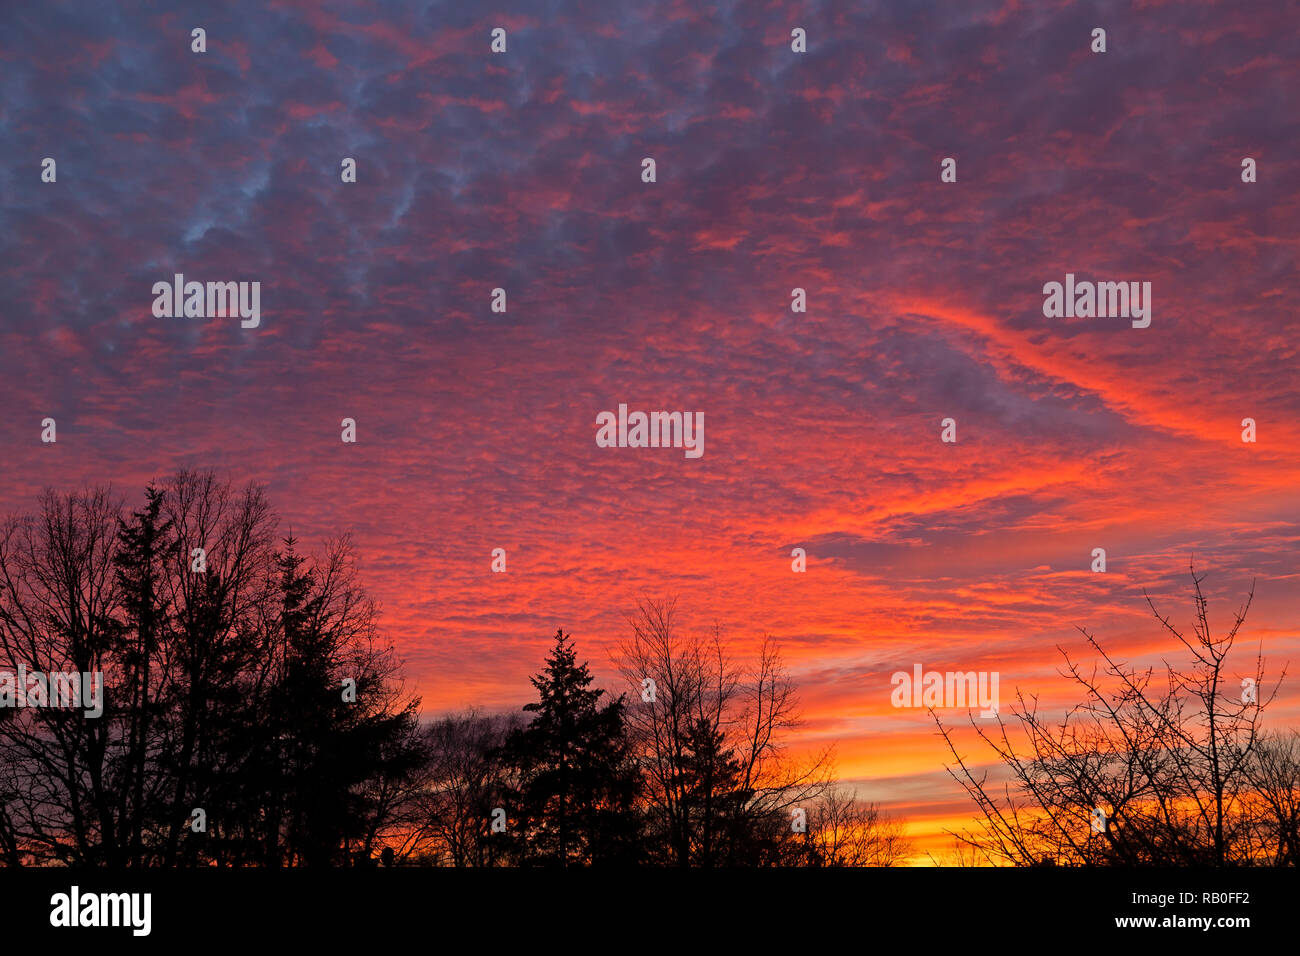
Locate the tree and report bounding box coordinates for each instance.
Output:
[0,486,127,865]
[615,597,832,866]
[409,709,520,866]
[1244,730,1300,865]
[937,566,1293,866]
[234,534,423,867]
[0,473,425,868]
[111,484,172,868]
[151,470,279,866]
[500,630,642,866]
[801,790,913,866]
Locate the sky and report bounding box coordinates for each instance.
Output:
[1,0,1298,861]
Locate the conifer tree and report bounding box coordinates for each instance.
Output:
[502,630,641,865]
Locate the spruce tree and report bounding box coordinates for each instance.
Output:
[111,485,171,866]
[502,630,642,865]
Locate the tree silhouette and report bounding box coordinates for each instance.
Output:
[408,710,519,866]
[111,485,172,868]
[937,566,1294,866]
[615,598,832,865]
[0,473,424,867]
[0,478,929,868]
[801,790,913,866]
[500,630,641,866]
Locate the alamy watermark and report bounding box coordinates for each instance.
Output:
[50,886,150,936]
[891,664,999,717]
[1042,273,1150,328]
[0,666,103,717]
[152,273,261,328]
[595,404,704,459]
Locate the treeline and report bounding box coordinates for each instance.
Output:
[0,474,909,867]
[0,474,421,866]
[404,618,909,866]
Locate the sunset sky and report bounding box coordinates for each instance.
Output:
[2,0,1298,861]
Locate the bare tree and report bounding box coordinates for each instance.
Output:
[1244,730,1300,865]
[802,789,914,866]
[936,566,1292,866]
[925,837,990,867]
[152,470,279,866]
[614,597,832,865]
[410,710,520,866]
[0,486,124,865]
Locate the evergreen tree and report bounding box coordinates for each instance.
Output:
[502,630,642,866]
[261,535,422,866]
[678,717,749,865]
[110,485,172,866]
